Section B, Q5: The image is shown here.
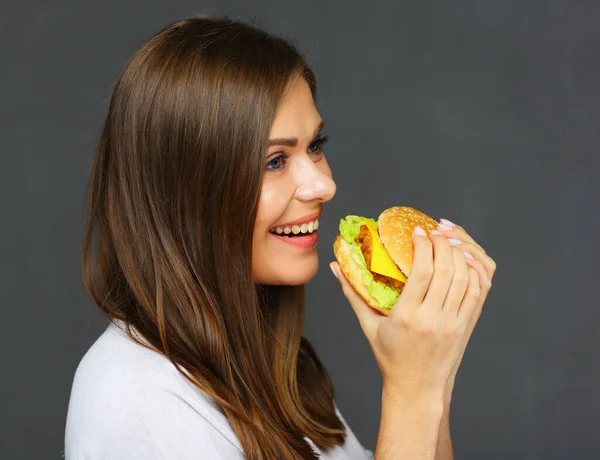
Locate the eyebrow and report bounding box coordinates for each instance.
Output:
[268,120,325,147]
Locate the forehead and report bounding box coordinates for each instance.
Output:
[269,78,320,136]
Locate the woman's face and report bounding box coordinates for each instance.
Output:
[252,78,336,285]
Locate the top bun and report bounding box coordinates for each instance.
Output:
[377,206,439,278]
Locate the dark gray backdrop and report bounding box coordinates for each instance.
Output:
[3,1,600,459]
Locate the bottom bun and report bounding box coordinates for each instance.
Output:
[333,235,393,316]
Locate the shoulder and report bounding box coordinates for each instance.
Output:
[65,321,243,459]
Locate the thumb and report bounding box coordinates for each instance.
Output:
[329,261,381,339]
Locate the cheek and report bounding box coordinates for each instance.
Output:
[255,180,291,233]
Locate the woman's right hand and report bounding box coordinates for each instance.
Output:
[330,226,483,403]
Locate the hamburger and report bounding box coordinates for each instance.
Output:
[332,206,438,316]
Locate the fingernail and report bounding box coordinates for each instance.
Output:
[329,263,339,279]
[414,226,426,236]
[440,218,456,227]
[438,223,454,231]
[430,230,443,235]
[463,250,474,260]
[448,238,462,246]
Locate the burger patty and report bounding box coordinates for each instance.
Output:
[355,225,405,293]
[355,225,374,267]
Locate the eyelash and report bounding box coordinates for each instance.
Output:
[266,135,330,171]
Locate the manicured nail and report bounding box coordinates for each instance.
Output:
[463,251,474,260]
[440,218,456,227]
[438,223,454,231]
[414,226,426,236]
[329,263,339,279]
[448,238,462,246]
[430,230,443,235]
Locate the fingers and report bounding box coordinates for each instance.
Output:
[438,219,496,280]
[464,257,492,315]
[438,219,494,327]
[421,230,455,313]
[449,240,496,280]
[439,220,484,252]
[329,262,381,339]
[441,247,470,317]
[389,226,433,318]
[457,264,481,320]
[332,217,495,339]
[454,259,490,364]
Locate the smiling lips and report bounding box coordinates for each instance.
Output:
[269,218,320,236]
[269,210,322,236]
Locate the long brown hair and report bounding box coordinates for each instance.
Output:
[81,14,346,459]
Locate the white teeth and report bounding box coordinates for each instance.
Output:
[270,218,320,235]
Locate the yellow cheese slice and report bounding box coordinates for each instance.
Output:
[364,220,408,283]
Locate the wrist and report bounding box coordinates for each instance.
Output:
[377,384,445,459]
[382,383,446,413]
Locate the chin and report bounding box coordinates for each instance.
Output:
[256,260,319,286]
[280,270,318,285]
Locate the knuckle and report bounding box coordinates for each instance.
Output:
[468,286,481,297]
[413,264,434,281]
[453,272,469,286]
[471,259,484,270]
[436,264,454,279]
[395,315,412,329]
[417,322,436,337]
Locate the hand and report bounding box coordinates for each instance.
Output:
[437,219,496,399]
[331,223,487,403]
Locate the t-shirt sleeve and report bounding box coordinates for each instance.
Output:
[66,383,244,460]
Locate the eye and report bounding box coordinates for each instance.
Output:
[308,135,329,156]
[265,135,330,172]
[265,153,289,171]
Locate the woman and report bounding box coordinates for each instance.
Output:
[65,14,496,460]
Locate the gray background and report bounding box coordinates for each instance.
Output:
[3,1,600,459]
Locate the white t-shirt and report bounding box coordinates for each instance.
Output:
[65,320,374,459]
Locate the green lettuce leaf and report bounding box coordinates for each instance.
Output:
[339,215,400,309]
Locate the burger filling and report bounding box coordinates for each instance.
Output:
[339,215,407,309]
[355,225,406,293]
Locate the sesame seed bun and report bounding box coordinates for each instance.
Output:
[377,206,439,278]
[333,206,438,315]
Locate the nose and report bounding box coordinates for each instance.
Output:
[293,158,336,203]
